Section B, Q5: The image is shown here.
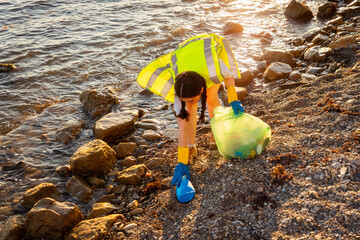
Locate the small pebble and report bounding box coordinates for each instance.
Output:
[124,223,138,230]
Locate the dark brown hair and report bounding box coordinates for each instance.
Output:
[174,71,207,121]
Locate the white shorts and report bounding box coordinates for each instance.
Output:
[174,95,182,115]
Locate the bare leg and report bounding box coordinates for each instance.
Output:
[206,84,221,119]
[176,101,198,148]
[186,101,198,146]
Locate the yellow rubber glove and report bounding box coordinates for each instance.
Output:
[227,86,238,104]
[178,146,189,165]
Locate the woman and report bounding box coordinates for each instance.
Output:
[137,33,244,187]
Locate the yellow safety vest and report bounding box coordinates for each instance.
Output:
[137,33,241,103]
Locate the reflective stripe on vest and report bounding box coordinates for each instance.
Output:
[146,64,170,89]
[221,38,240,78]
[171,54,178,77]
[137,33,240,103]
[171,36,222,88]
[204,38,220,84]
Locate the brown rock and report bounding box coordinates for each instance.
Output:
[87,202,118,219]
[94,110,139,142]
[311,34,329,45]
[26,198,83,240]
[141,130,162,141]
[126,200,139,210]
[113,184,127,194]
[304,46,332,62]
[87,176,106,187]
[224,22,244,34]
[129,208,144,215]
[113,142,137,158]
[259,49,297,67]
[326,15,344,26]
[144,157,165,169]
[284,0,314,22]
[288,46,306,58]
[0,215,25,240]
[66,176,94,202]
[256,61,268,73]
[235,70,254,87]
[317,2,337,19]
[97,194,116,203]
[115,164,149,185]
[289,71,302,81]
[55,165,72,177]
[65,214,123,240]
[119,156,137,167]
[69,139,117,176]
[79,86,117,118]
[54,119,85,145]
[329,35,357,50]
[263,62,292,81]
[236,87,247,101]
[22,183,61,208]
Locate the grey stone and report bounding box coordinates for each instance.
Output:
[94,110,139,142]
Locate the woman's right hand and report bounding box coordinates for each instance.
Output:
[171,163,190,187]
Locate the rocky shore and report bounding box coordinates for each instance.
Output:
[1,0,360,239]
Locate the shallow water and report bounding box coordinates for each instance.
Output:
[0,0,326,211]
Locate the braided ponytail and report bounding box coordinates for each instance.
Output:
[199,80,207,122]
[177,100,189,120]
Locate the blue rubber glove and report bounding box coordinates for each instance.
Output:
[230,100,245,115]
[171,163,190,187]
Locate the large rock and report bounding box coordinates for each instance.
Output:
[113,142,137,158]
[66,176,94,202]
[87,202,118,219]
[94,110,139,142]
[258,49,297,67]
[65,214,123,240]
[25,198,83,240]
[80,86,117,118]
[22,183,61,208]
[224,22,244,34]
[115,164,149,185]
[317,2,337,19]
[284,0,314,22]
[263,62,292,81]
[0,215,25,240]
[69,139,117,176]
[304,46,332,62]
[329,35,357,50]
[55,119,85,145]
[235,70,254,87]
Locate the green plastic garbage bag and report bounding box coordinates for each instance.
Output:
[210,106,271,159]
